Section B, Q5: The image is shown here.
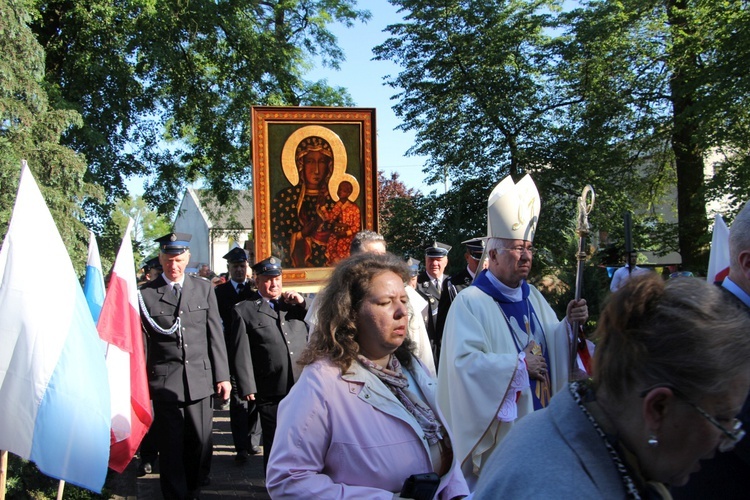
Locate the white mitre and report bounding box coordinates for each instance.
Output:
[487,174,541,242]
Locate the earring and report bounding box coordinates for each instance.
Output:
[647,434,659,447]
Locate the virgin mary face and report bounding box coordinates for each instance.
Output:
[301,150,331,190]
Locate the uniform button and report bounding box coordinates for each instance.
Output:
[365,394,370,399]
[184,344,188,348]
[287,341,290,344]
[185,360,189,364]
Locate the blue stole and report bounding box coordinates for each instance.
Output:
[473,269,551,409]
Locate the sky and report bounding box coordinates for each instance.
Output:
[127,0,437,197]
[306,0,436,193]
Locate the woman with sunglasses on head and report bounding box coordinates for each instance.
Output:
[474,273,750,499]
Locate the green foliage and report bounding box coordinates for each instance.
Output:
[376,0,750,274]
[375,0,567,184]
[5,454,110,499]
[111,194,171,267]
[1,0,102,273]
[31,0,370,221]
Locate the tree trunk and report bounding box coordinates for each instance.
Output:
[668,0,707,271]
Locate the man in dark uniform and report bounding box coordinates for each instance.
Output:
[139,233,231,499]
[213,247,262,463]
[673,201,750,499]
[416,241,451,361]
[435,238,485,343]
[229,256,308,470]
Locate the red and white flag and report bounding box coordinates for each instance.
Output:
[707,214,730,284]
[97,218,153,472]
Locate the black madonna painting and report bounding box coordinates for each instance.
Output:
[251,107,377,288]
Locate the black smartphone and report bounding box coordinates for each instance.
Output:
[400,472,440,500]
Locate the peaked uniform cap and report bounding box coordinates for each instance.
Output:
[461,237,485,259]
[155,232,192,254]
[406,257,420,277]
[424,241,451,257]
[223,247,248,262]
[487,174,541,242]
[143,256,162,271]
[252,256,282,276]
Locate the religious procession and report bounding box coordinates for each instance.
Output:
[3,2,750,500]
[3,158,748,500]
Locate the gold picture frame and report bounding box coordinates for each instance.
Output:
[251,106,378,291]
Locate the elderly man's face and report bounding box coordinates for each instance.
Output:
[488,239,533,288]
[256,274,282,300]
[160,251,190,282]
[425,255,447,279]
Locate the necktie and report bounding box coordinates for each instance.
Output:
[237,283,245,294]
[173,283,182,301]
[270,299,278,311]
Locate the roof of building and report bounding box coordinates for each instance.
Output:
[191,188,254,229]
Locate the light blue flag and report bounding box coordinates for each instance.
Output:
[83,230,106,324]
[0,161,111,493]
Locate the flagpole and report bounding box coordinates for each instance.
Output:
[1,450,8,500]
[56,479,65,500]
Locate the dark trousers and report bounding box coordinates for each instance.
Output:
[257,399,281,472]
[229,382,261,452]
[139,425,159,465]
[153,397,213,499]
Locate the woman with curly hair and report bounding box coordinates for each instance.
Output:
[266,252,468,499]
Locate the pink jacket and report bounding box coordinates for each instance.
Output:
[266,357,469,499]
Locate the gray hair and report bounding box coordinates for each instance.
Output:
[485,237,505,253]
[594,273,750,401]
[350,230,386,255]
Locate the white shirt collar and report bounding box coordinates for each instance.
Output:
[723,277,750,308]
[486,270,523,302]
[162,273,185,288]
[231,279,247,291]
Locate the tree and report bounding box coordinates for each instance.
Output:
[374,0,568,185]
[556,0,735,269]
[378,170,429,257]
[376,0,750,272]
[373,0,644,274]
[111,194,171,266]
[377,170,493,273]
[31,0,371,221]
[1,0,102,273]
